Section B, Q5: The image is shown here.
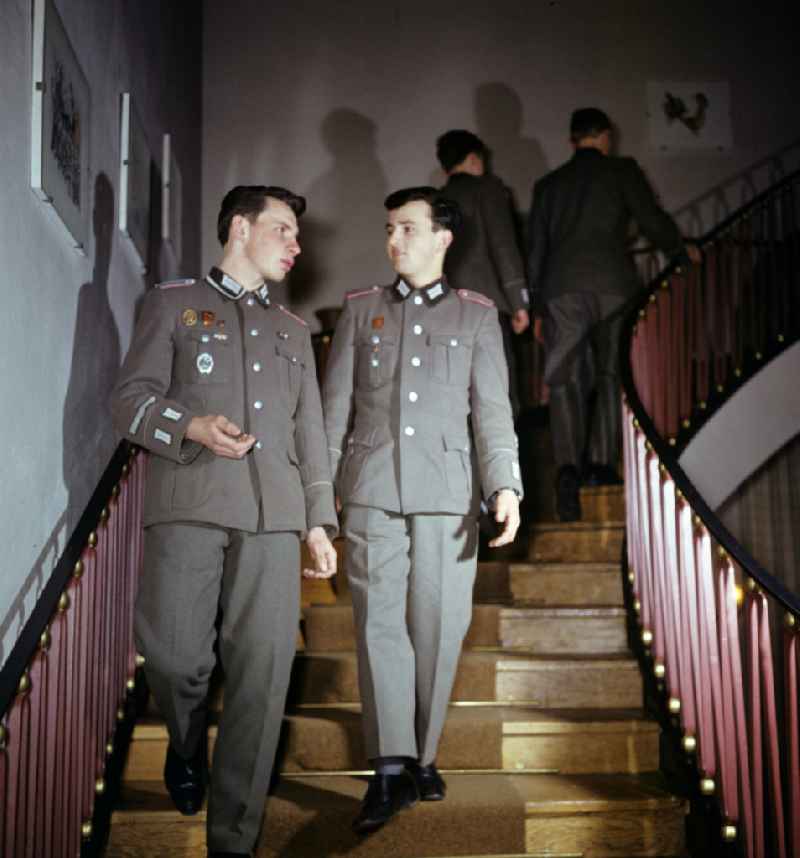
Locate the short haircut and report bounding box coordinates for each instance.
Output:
[435,130,488,173]
[384,186,462,234]
[216,185,306,246]
[569,108,612,143]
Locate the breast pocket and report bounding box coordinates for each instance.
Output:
[356,334,397,390]
[174,331,232,385]
[428,334,473,386]
[275,343,305,403]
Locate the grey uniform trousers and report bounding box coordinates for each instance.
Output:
[135,523,300,853]
[543,291,629,470]
[344,505,478,765]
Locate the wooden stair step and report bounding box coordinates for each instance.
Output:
[124,707,658,781]
[303,604,628,655]
[579,484,625,523]
[510,562,623,606]
[108,773,685,858]
[529,522,625,564]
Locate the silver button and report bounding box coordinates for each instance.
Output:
[254,400,263,410]
[371,334,380,344]
[414,295,423,305]
[408,391,418,402]
[371,358,379,367]
[450,338,458,347]
[250,328,259,337]
[255,441,263,450]
[291,356,297,364]
[413,324,423,335]
[246,297,255,307]
[404,426,415,436]
[201,334,210,343]
[252,362,262,372]
[411,356,421,367]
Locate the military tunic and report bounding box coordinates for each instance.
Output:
[111,268,336,853]
[323,277,522,763]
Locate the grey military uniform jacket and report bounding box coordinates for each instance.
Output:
[322,278,523,517]
[441,173,529,317]
[111,269,337,535]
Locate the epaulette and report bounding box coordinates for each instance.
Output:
[276,304,308,327]
[457,289,495,308]
[345,285,381,300]
[157,278,196,289]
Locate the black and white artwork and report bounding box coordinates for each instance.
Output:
[31,0,91,253]
[647,81,733,152]
[119,92,151,271]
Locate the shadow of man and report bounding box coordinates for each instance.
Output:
[61,172,121,533]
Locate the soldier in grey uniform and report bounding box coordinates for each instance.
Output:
[323,187,522,833]
[111,185,338,858]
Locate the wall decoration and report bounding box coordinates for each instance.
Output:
[118,92,151,271]
[161,133,183,264]
[30,0,91,254]
[647,81,733,152]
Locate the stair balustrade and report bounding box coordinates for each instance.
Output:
[620,170,800,858]
[0,444,146,858]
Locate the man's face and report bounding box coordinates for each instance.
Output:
[241,198,300,282]
[385,200,446,285]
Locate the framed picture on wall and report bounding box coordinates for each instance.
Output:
[161,133,183,265]
[119,92,151,271]
[30,0,91,254]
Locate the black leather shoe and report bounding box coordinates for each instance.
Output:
[352,771,419,834]
[555,465,581,522]
[164,743,206,816]
[406,760,446,801]
[583,463,623,487]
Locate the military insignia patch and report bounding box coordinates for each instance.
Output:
[372,316,384,329]
[196,352,214,375]
[182,308,198,326]
[201,310,215,327]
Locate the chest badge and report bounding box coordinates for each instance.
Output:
[182,308,198,327]
[278,330,289,340]
[196,352,214,375]
[201,310,216,327]
[372,316,384,329]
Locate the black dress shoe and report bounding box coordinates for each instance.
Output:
[164,743,206,816]
[352,771,419,834]
[555,465,581,522]
[406,760,446,801]
[583,463,623,487]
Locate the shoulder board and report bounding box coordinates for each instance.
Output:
[345,285,382,300]
[276,304,308,327]
[457,289,495,308]
[157,278,196,289]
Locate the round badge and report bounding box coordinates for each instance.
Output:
[196,352,214,375]
[182,308,198,327]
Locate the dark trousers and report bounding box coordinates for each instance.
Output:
[542,291,628,469]
[499,312,521,419]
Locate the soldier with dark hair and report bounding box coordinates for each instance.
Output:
[323,186,522,834]
[112,185,338,858]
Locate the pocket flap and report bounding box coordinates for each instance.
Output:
[428,333,472,348]
[443,433,471,453]
[275,344,305,367]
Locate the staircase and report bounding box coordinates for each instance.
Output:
[106,484,688,857]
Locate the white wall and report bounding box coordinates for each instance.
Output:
[0,0,202,667]
[202,0,800,329]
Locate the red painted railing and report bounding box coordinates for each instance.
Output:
[622,170,800,856]
[0,446,145,857]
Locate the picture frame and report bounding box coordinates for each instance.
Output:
[161,133,183,265]
[30,0,91,254]
[118,92,151,272]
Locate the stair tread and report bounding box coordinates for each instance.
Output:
[306,603,626,618]
[531,521,625,533]
[298,649,637,664]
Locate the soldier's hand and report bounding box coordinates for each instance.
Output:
[186,415,255,459]
[511,308,530,334]
[303,527,338,579]
[488,489,521,548]
[686,243,703,265]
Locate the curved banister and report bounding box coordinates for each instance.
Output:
[620,168,800,857]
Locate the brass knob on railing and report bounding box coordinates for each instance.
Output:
[660,280,669,289]
[734,367,742,378]
[638,308,646,319]
[58,592,70,612]
[721,823,737,842]
[126,677,136,692]
[676,489,684,500]
[699,400,707,410]
[116,707,125,722]
[654,662,666,679]
[100,507,109,524]
[105,740,115,756]
[112,484,120,499]
[668,437,677,446]
[627,570,635,584]
[633,600,641,614]
[641,629,653,646]
[700,777,715,795]
[693,515,702,527]
[39,629,51,651]
[81,820,93,840]
[717,546,728,559]
[121,464,129,478]
[135,652,146,668]
[95,778,106,795]
[88,532,98,549]
[682,734,697,753]
[682,418,691,429]
[778,334,785,343]
[668,697,681,714]
[18,672,31,695]
[649,293,656,303]
[716,383,724,393]
[0,724,7,750]
[735,586,745,607]
[755,352,763,360]
[632,418,640,429]
[73,559,84,580]
[785,613,797,631]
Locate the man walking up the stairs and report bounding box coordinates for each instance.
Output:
[323,187,523,834]
[111,185,338,858]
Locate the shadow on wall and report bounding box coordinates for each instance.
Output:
[61,172,122,535]
[291,108,389,312]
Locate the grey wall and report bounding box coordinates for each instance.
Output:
[202,0,800,329]
[0,0,202,667]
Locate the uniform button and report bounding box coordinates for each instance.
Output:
[246,297,255,307]
[414,295,423,305]
[255,441,263,450]
[250,328,259,337]
[413,324,423,335]
[411,356,421,367]
[291,356,297,364]
[201,334,210,343]
[254,400,263,410]
[408,391,418,402]
[404,426,415,436]
[371,334,381,344]
[252,361,262,372]
[371,358,379,367]
[450,338,458,347]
